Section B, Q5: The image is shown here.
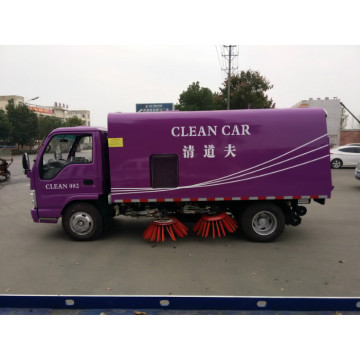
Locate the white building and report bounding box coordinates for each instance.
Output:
[0,95,91,126]
[0,95,25,109]
[292,97,342,146]
[66,109,91,126]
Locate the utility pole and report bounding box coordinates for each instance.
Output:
[227,46,232,110]
[221,45,238,110]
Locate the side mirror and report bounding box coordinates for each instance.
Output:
[22,153,30,173]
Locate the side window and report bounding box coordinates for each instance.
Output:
[40,134,92,180]
[73,136,93,163]
[150,154,179,188]
[340,147,358,153]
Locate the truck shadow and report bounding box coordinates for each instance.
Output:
[44,216,300,245]
[101,217,293,245]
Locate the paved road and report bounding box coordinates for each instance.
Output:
[0,155,359,297]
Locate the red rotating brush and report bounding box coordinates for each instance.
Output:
[143,217,189,242]
[193,213,238,238]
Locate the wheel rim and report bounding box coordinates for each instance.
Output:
[332,160,341,168]
[252,211,277,236]
[69,212,94,236]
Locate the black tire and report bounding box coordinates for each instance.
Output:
[240,202,285,242]
[331,158,342,169]
[62,202,103,241]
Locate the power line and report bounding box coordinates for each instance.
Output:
[215,46,227,82]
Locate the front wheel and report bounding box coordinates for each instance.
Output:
[331,158,342,169]
[240,202,285,242]
[62,202,103,241]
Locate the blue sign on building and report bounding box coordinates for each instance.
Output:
[136,103,174,112]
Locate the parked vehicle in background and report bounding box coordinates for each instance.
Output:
[0,146,14,179]
[355,160,360,180]
[330,144,360,169]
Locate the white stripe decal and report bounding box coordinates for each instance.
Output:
[197,136,329,186]
[111,134,330,196]
[111,155,329,195]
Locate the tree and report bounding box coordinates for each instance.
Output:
[37,116,63,140]
[64,116,84,127]
[175,81,219,111]
[216,70,275,110]
[6,100,38,149]
[0,109,12,143]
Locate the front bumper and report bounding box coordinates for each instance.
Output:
[31,209,39,222]
[31,209,58,223]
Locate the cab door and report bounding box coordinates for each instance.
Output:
[35,132,99,221]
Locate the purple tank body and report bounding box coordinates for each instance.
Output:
[108,108,333,202]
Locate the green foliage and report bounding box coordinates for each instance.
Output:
[37,116,63,140]
[175,82,219,111]
[175,71,275,112]
[0,109,12,142]
[6,100,38,149]
[64,116,84,127]
[38,116,84,140]
[217,70,275,109]
[4,100,86,148]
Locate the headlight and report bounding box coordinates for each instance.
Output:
[30,190,37,208]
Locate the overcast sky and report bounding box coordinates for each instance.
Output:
[1,45,359,128]
[1,0,359,128]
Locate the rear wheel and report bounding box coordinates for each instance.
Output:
[62,202,103,241]
[240,202,285,242]
[331,158,342,169]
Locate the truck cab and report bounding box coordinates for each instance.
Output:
[23,126,109,240]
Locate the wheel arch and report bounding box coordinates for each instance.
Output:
[61,195,109,219]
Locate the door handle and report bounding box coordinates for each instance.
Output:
[83,179,93,185]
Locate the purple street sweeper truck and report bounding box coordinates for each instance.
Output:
[22,108,333,243]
